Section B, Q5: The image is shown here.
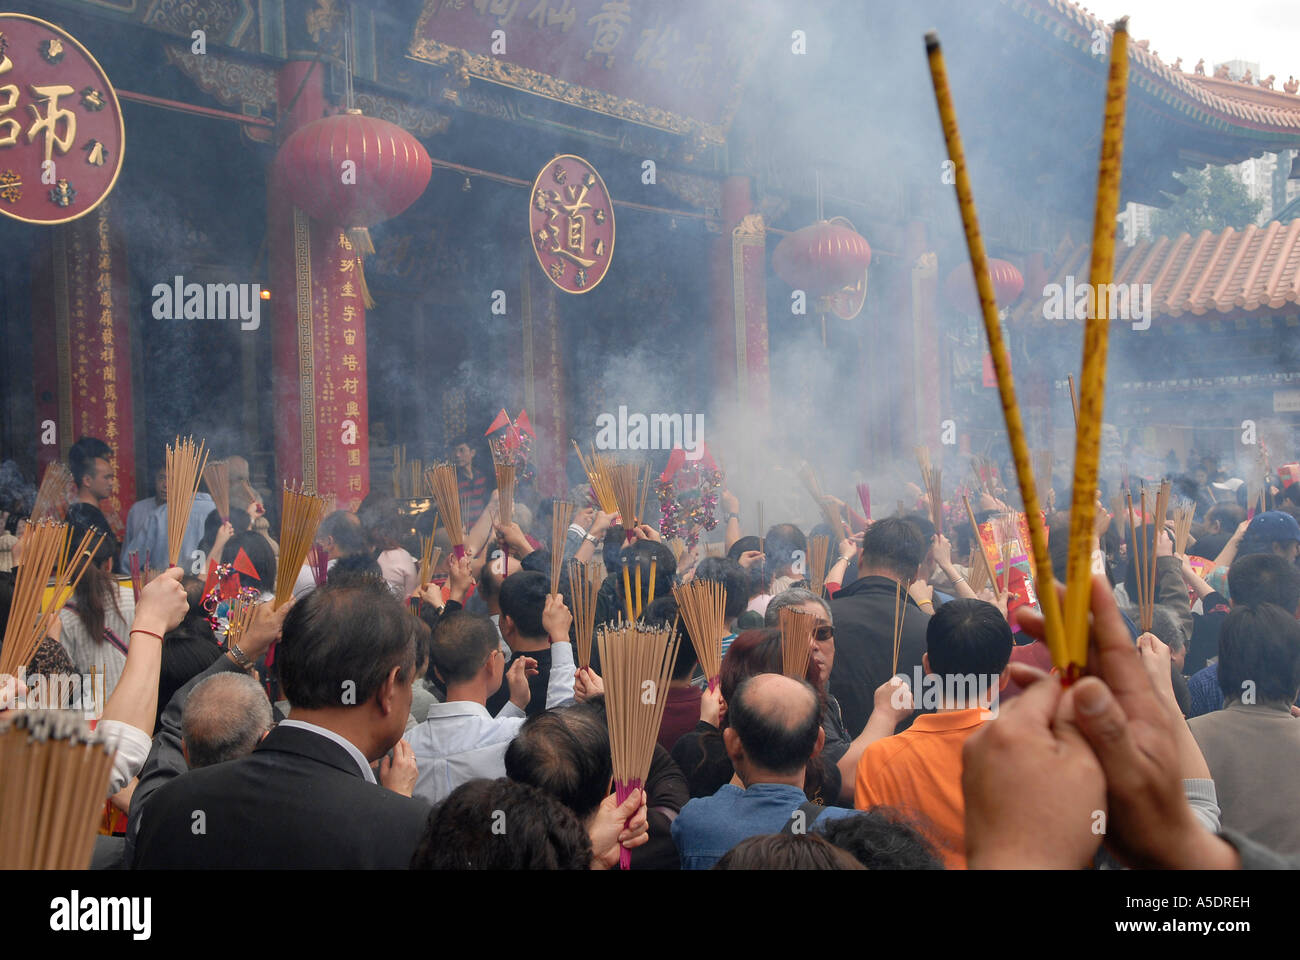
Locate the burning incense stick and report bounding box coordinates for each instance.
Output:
[779,605,817,680]
[609,461,644,541]
[798,461,843,535]
[418,514,441,588]
[672,578,726,689]
[620,556,635,622]
[166,436,209,567]
[1172,502,1194,556]
[550,500,575,595]
[0,711,116,869]
[968,545,990,594]
[756,500,765,554]
[568,559,602,668]
[225,595,258,652]
[0,521,102,676]
[962,495,996,601]
[572,442,619,515]
[808,534,830,597]
[425,463,465,557]
[856,482,871,523]
[926,29,1066,674]
[891,579,907,676]
[1063,17,1130,676]
[596,621,679,869]
[273,482,328,610]
[203,460,231,522]
[667,537,686,564]
[1034,450,1055,513]
[31,462,72,523]
[1067,375,1080,429]
[308,543,330,587]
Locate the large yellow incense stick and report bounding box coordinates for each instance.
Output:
[925,31,1066,672]
[1063,17,1130,674]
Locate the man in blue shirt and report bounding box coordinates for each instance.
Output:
[671,673,854,869]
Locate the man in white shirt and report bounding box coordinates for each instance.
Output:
[407,608,576,804]
[119,466,214,573]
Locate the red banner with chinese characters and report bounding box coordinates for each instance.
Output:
[0,13,125,225]
[33,202,135,534]
[310,227,370,509]
[409,0,754,139]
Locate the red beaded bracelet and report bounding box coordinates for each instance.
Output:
[130,628,164,642]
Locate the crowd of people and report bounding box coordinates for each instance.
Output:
[1,432,1298,871]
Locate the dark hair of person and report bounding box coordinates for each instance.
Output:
[68,436,111,488]
[504,705,611,820]
[692,556,750,621]
[410,778,592,870]
[318,510,367,557]
[712,832,864,870]
[356,491,404,555]
[66,520,122,647]
[220,531,276,590]
[499,570,549,638]
[859,516,928,581]
[727,535,767,598]
[478,555,507,604]
[1228,553,1300,613]
[727,674,821,775]
[430,611,498,686]
[327,553,384,585]
[1282,484,1300,508]
[157,621,221,730]
[903,511,936,542]
[643,595,698,680]
[925,598,1013,679]
[1206,502,1246,532]
[1217,603,1300,706]
[275,578,416,709]
[763,523,806,584]
[821,808,946,869]
[197,506,252,556]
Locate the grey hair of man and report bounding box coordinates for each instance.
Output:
[181,671,275,769]
[764,587,832,628]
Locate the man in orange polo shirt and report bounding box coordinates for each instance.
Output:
[854,598,1012,868]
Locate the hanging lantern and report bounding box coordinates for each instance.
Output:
[274,109,432,306]
[944,258,1024,316]
[773,220,872,299]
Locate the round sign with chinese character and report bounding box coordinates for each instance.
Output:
[0,14,125,225]
[530,154,615,294]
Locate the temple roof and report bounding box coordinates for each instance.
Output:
[1011,218,1300,322]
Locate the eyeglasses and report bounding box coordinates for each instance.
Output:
[813,624,834,644]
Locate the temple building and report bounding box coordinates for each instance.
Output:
[3,0,1300,526]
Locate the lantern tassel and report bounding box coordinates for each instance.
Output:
[347,226,377,309]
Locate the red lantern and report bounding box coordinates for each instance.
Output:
[944,259,1024,315]
[274,109,432,305]
[773,220,872,299]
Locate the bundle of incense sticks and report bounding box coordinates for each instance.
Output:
[807,534,830,597]
[798,461,843,534]
[273,482,329,609]
[962,494,996,594]
[596,621,680,870]
[0,521,103,676]
[425,463,465,557]
[392,445,406,499]
[0,711,116,869]
[572,442,619,515]
[225,595,258,651]
[1172,502,1195,556]
[666,537,686,564]
[778,605,817,680]
[856,482,871,522]
[568,559,602,668]
[30,462,73,523]
[166,436,209,567]
[636,461,652,533]
[550,500,575,595]
[490,438,517,527]
[756,500,765,553]
[1127,481,1170,633]
[129,551,142,604]
[891,579,908,676]
[608,461,646,540]
[1110,493,1127,538]
[915,447,943,534]
[308,543,330,587]
[672,578,726,689]
[1067,374,1080,428]
[418,514,442,588]
[968,545,991,594]
[203,460,231,522]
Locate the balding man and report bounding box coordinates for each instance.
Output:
[670,673,855,869]
[182,672,274,768]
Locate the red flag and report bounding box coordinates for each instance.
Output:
[484,409,512,435]
[233,547,261,581]
[514,409,535,437]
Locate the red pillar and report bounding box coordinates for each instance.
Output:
[269,62,371,507]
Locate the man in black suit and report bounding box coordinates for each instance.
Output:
[132,577,430,868]
[828,517,932,737]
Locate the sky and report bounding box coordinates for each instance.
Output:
[1091,0,1299,83]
